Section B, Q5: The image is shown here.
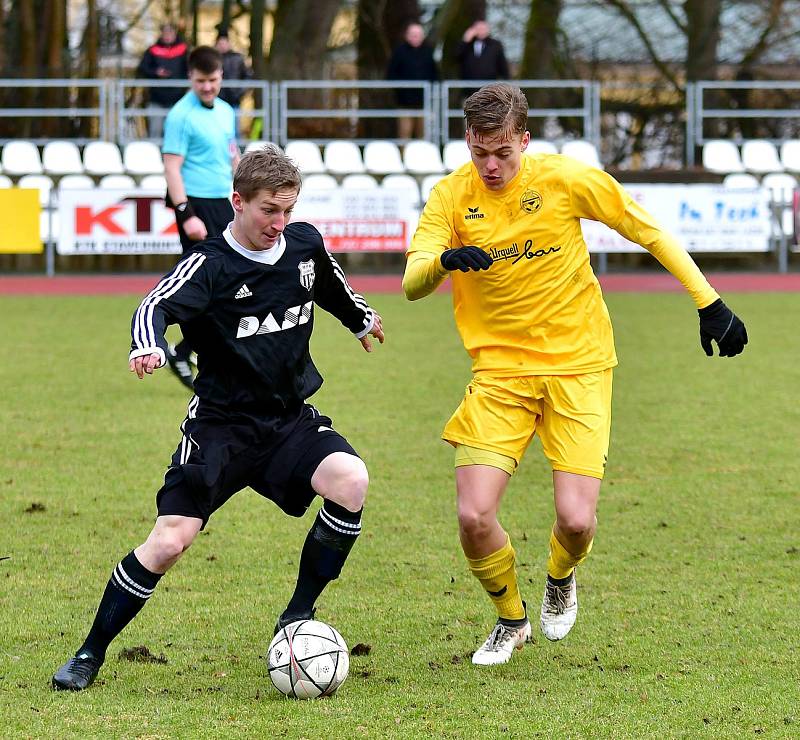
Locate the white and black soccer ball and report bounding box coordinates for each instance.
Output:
[267,619,349,699]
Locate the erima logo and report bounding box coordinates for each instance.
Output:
[235,284,252,299]
[237,302,312,338]
[465,206,485,220]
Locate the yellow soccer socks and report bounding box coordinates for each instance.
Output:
[467,534,526,621]
[547,526,593,580]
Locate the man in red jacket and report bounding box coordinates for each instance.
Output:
[137,23,189,139]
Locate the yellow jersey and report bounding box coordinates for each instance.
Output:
[404,153,718,375]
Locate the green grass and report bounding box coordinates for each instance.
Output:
[0,291,798,739]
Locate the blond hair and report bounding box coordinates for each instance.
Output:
[233,145,302,201]
[463,83,529,137]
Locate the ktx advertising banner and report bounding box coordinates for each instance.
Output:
[57,189,181,255]
[581,184,772,253]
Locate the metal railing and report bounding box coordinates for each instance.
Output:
[113,79,273,145]
[276,80,437,145]
[0,79,108,144]
[687,80,800,165]
[439,79,599,146]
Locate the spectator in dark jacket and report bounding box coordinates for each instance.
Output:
[215,29,253,110]
[386,22,438,140]
[137,23,189,139]
[457,20,509,82]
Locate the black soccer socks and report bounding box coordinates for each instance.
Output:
[281,500,362,622]
[78,551,162,661]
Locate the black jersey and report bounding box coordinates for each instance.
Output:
[130,222,374,409]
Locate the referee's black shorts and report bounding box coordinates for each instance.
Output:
[178,196,234,253]
[155,398,359,527]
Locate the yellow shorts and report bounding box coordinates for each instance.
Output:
[442,370,613,479]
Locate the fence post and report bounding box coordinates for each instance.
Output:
[685,82,695,167]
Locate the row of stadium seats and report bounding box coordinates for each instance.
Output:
[721,171,798,194]
[266,138,601,175]
[702,139,800,175]
[0,137,603,180]
[0,173,167,206]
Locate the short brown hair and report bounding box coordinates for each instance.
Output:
[234,145,302,201]
[188,46,222,74]
[463,83,529,137]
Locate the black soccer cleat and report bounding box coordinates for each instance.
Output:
[273,607,316,636]
[166,345,194,391]
[52,651,103,691]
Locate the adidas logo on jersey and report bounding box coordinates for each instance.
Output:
[235,284,253,299]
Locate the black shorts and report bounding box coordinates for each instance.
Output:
[155,397,358,526]
[178,196,234,253]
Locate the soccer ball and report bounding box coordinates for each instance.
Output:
[267,619,350,699]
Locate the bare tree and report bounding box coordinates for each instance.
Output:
[268,0,342,81]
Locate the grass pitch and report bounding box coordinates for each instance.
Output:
[0,290,798,739]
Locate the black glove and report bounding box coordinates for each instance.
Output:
[698,298,748,357]
[440,246,493,272]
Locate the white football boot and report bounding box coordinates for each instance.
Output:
[471,619,532,666]
[540,572,578,641]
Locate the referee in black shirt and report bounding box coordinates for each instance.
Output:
[53,146,385,691]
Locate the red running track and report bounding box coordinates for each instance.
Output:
[0,273,798,295]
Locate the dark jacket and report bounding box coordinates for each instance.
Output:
[219,51,253,107]
[386,43,438,107]
[457,37,510,80]
[137,39,189,107]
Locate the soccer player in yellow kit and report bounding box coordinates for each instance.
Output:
[403,83,748,666]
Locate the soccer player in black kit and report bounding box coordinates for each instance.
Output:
[52,146,385,691]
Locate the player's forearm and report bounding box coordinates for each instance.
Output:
[616,202,719,308]
[163,156,187,205]
[402,250,449,301]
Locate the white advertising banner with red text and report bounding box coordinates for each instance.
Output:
[293,188,419,252]
[57,190,181,255]
[58,188,419,254]
[581,184,772,253]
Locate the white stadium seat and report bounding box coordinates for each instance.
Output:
[99,174,137,190]
[0,174,12,188]
[561,139,602,168]
[123,141,164,175]
[58,174,95,191]
[741,140,783,174]
[363,141,405,174]
[244,140,279,153]
[18,174,54,206]
[761,172,798,198]
[526,139,558,155]
[302,173,338,190]
[702,140,744,173]
[285,141,325,173]
[139,174,167,191]
[380,173,420,201]
[324,141,365,175]
[42,141,84,175]
[83,141,125,175]
[421,173,444,201]
[2,141,43,175]
[722,173,760,189]
[443,140,471,172]
[404,140,445,174]
[340,173,378,189]
[779,140,800,172]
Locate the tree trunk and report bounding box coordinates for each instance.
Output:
[268,0,342,81]
[78,0,99,138]
[356,0,420,138]
[684,0,721,82]
[520,0,563,80]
